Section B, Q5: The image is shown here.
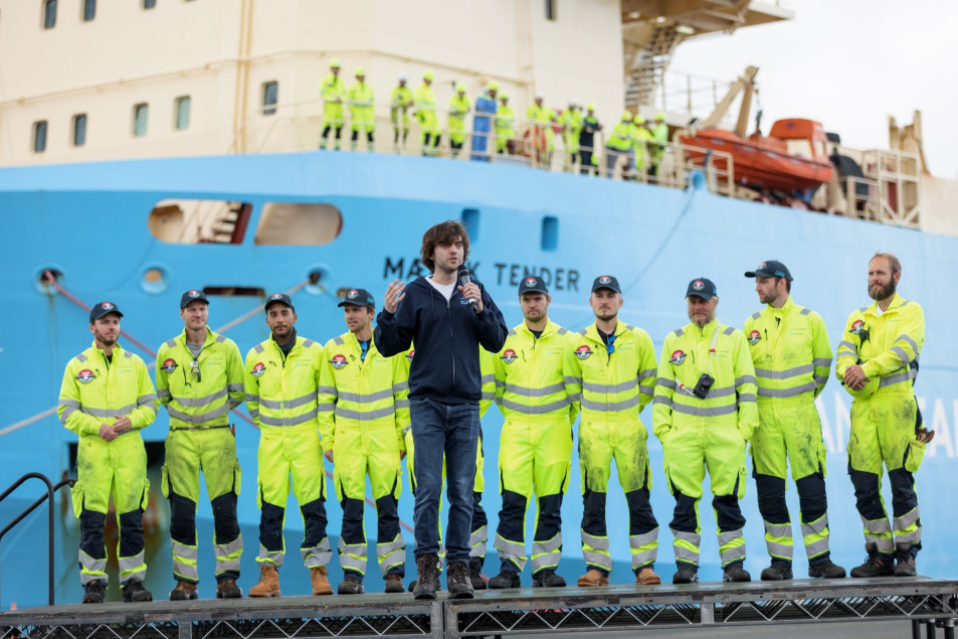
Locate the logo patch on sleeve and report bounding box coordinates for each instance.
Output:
[161,359,178,374]
[850,320,866,335]
[575,345,593,360]
[406,349,415,362]
[251,362,266,377]
[500,349,517,364]
[669,350,686,365]
[330,354,348,369]
[76,369,96,383]
[748,330,761,345]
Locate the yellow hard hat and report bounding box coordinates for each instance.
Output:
[844,376,880,400]
[622,110,633,121]
[330,57,342,68]
[456,82,467,92]
[500,92,509,100]
[656,111,666,120]
[634,114,646,125]
[586,102,596,110]
[488,81,499,92]
[423,70,435,81]
[354,66,365,77]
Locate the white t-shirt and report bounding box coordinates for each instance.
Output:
[427,277,457,302]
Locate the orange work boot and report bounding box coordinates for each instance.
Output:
[576,569,610,587]
[311,566,333,596]
[249,564,281,598]
[636,567,661,585]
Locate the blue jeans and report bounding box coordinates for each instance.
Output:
[409,397,480,563]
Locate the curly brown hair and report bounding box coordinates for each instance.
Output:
[420,220,470,273]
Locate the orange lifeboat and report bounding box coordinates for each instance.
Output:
[681,118,833,193]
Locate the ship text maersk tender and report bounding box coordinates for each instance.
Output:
[1,151,956,607]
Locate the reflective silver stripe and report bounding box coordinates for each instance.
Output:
[158,389,171,399]
[60,407,78,423]
[302,339,315,348]
[173,561,198,581]
[583,550,612,569]
[248,408,259,419]
[814,375,829,385]
[257,545,285,567]
[395,399,410,409]
[812,358,833,367]
[227,383,244,392]
[890,346,910,367]
[721,545,747,565]
[754,364,814,379]
[895,529,922,544]
[799,308,812,316]
[333,336,344,345]
[750,312,761,320]
[673,328,685,337]
[630,529,658,549]
[757,382,817,398]
[481,374,496,384]
[79,550,107,575]
[861,515,892,534]
[500,397,571,415]
[557,327,568,335]
[718,530,743,547]
[505,382,566,396]
[652,395,671,406]
[507,329,517,336]
[764,521,792,539]
[802,515,829,536]
[377,535,405,559]
[401,424,411,435]
[532,533,562,557]
[565,376,582,386]
[578,328,587,336]
[706,385,736,398]
[638,368,657,381]
[898,334,919,353]
[245,394,260,404]
[805,537,829,558]
[339,388,394,403]
[76,353,89,363]
[838,340,858,354]
[123,351,134,359]
[165,339,177,348]
[469,525,488,549]
[481,391,495,401]
[674,546,699,563]
[393,381,409,392]
[531,554,559,573]
[172,541,198,561]
[879,369,915,388]
[640,386,654,396]
[334,405,396,421]
[581,531,609,551]
[259,408,319,427]
[81,404,135,418]
[671,402,737,417]
[59,399,81,409]
[723,326,735,335]
[339,537,368,558]
[118,551,146,574]
[583,379,638,393]
[581,395,641,412]
[632,547,657,569]
[257,397,283,409]
[215,335,226,343]
[739,393,757,403]
[495,533,527,570]
[317,402,335,412]
[672,528,701,546]
[317,386,338,396]
[285,393,317,409]
[567,393,581,402]
[254,344,265,354]
[302,537,332,568]
[172,387,228,408]
[766,541,793,560]
[656,378,676,389]
[215,535,243,559]
[893,508,921,532]
[736,375,757,387]
[167,403,230,424]
[136,394,157,405]
[859,306,869,313]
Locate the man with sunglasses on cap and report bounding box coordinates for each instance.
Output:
[567,275,661,587]
[653,278,758,584]
[743,261,846,581]
[318,289,409,595]
[156,290,246,600]
[246,293,332,598]
[487,276,578,589]
[59,302,159,604]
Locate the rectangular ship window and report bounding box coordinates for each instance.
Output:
[462,208,480,242]
[143,0,156,9]
[133,103,149,136]
[545,0,556,21]
[541,216,558,252]
[73,114,87,147]
[83,0,96,21]
[175,96,191,130]
[262,82,278,116]
[33,121,48,153]
[43,0,57,29]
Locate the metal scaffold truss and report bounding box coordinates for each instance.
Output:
[2,578,956,639]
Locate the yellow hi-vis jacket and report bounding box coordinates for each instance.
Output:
[59,342,159,436]
[567,322,658,424]
[156,328,245,429]
[836,293,924,395]
[653,321,759,441]
[244,336,324,428]
[317,332,410,453]
[493,321,579,425]
[744,296,832,403]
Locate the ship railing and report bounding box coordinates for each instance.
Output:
[232,97,736,196]
[0,473,74,609]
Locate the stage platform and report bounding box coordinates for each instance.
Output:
[1,577,955,639]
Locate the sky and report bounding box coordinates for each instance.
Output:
[669,0,958,180]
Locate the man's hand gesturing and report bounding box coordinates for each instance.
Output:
[384,279,406,314]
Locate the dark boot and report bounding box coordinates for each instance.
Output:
[672,566,698,584]
[122,580,153,602]
[337,575,365,595]
[850,543,894,578]
[413,553,439,600]
[447,561,475,599]
[532,569,566,588]
[894,545,917,577]
[809,559,847,579]
[469,557,487,590]
[82,580,106,604]
[723,563,751,582]
[384,573,404,593]
[216,579,243,599]
[760,563,793,581]
[169,581,198,601]
[488,570,521,589]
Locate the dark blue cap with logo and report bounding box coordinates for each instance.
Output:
[89,301,124,322]
[179,289,209,308]
[591,274,621,294]
[686,277,718,300]
[745,260,793,282]
[265,293,295,312]
[338,288,376,309]
[519,275,548,296]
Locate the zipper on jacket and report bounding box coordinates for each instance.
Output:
[447,297,456,385]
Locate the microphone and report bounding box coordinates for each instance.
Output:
[457,267,478,307]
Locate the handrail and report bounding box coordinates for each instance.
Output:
[0,473,74,608]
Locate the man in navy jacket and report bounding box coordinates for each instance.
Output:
[376,220,508,599]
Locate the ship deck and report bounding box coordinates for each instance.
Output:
[1,577,956,639]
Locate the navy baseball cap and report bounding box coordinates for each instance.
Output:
[745,260,793,282]
[180,289,209,308]
[591,275,621,294]
[89,301,124,322]
[519,275,548,296]
[265,293,295,312]
[338,288,376,309]
[686,277,718,300]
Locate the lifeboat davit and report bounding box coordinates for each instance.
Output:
[681,118,833,193]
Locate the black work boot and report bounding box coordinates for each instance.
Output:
[760,563,793,581]
[723,563,752,582]
[122,580,153,602]
[447,561,475,599]
[809,559,847,579]
[337,575,365,595]
[488,570,522,589]
[672,566,699,584]
[413,553,439,600]
[82,580,107,604]
[850,543,894,578]
[469,557,487,590]
[894,545,917,577]
[532,569,566,588]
